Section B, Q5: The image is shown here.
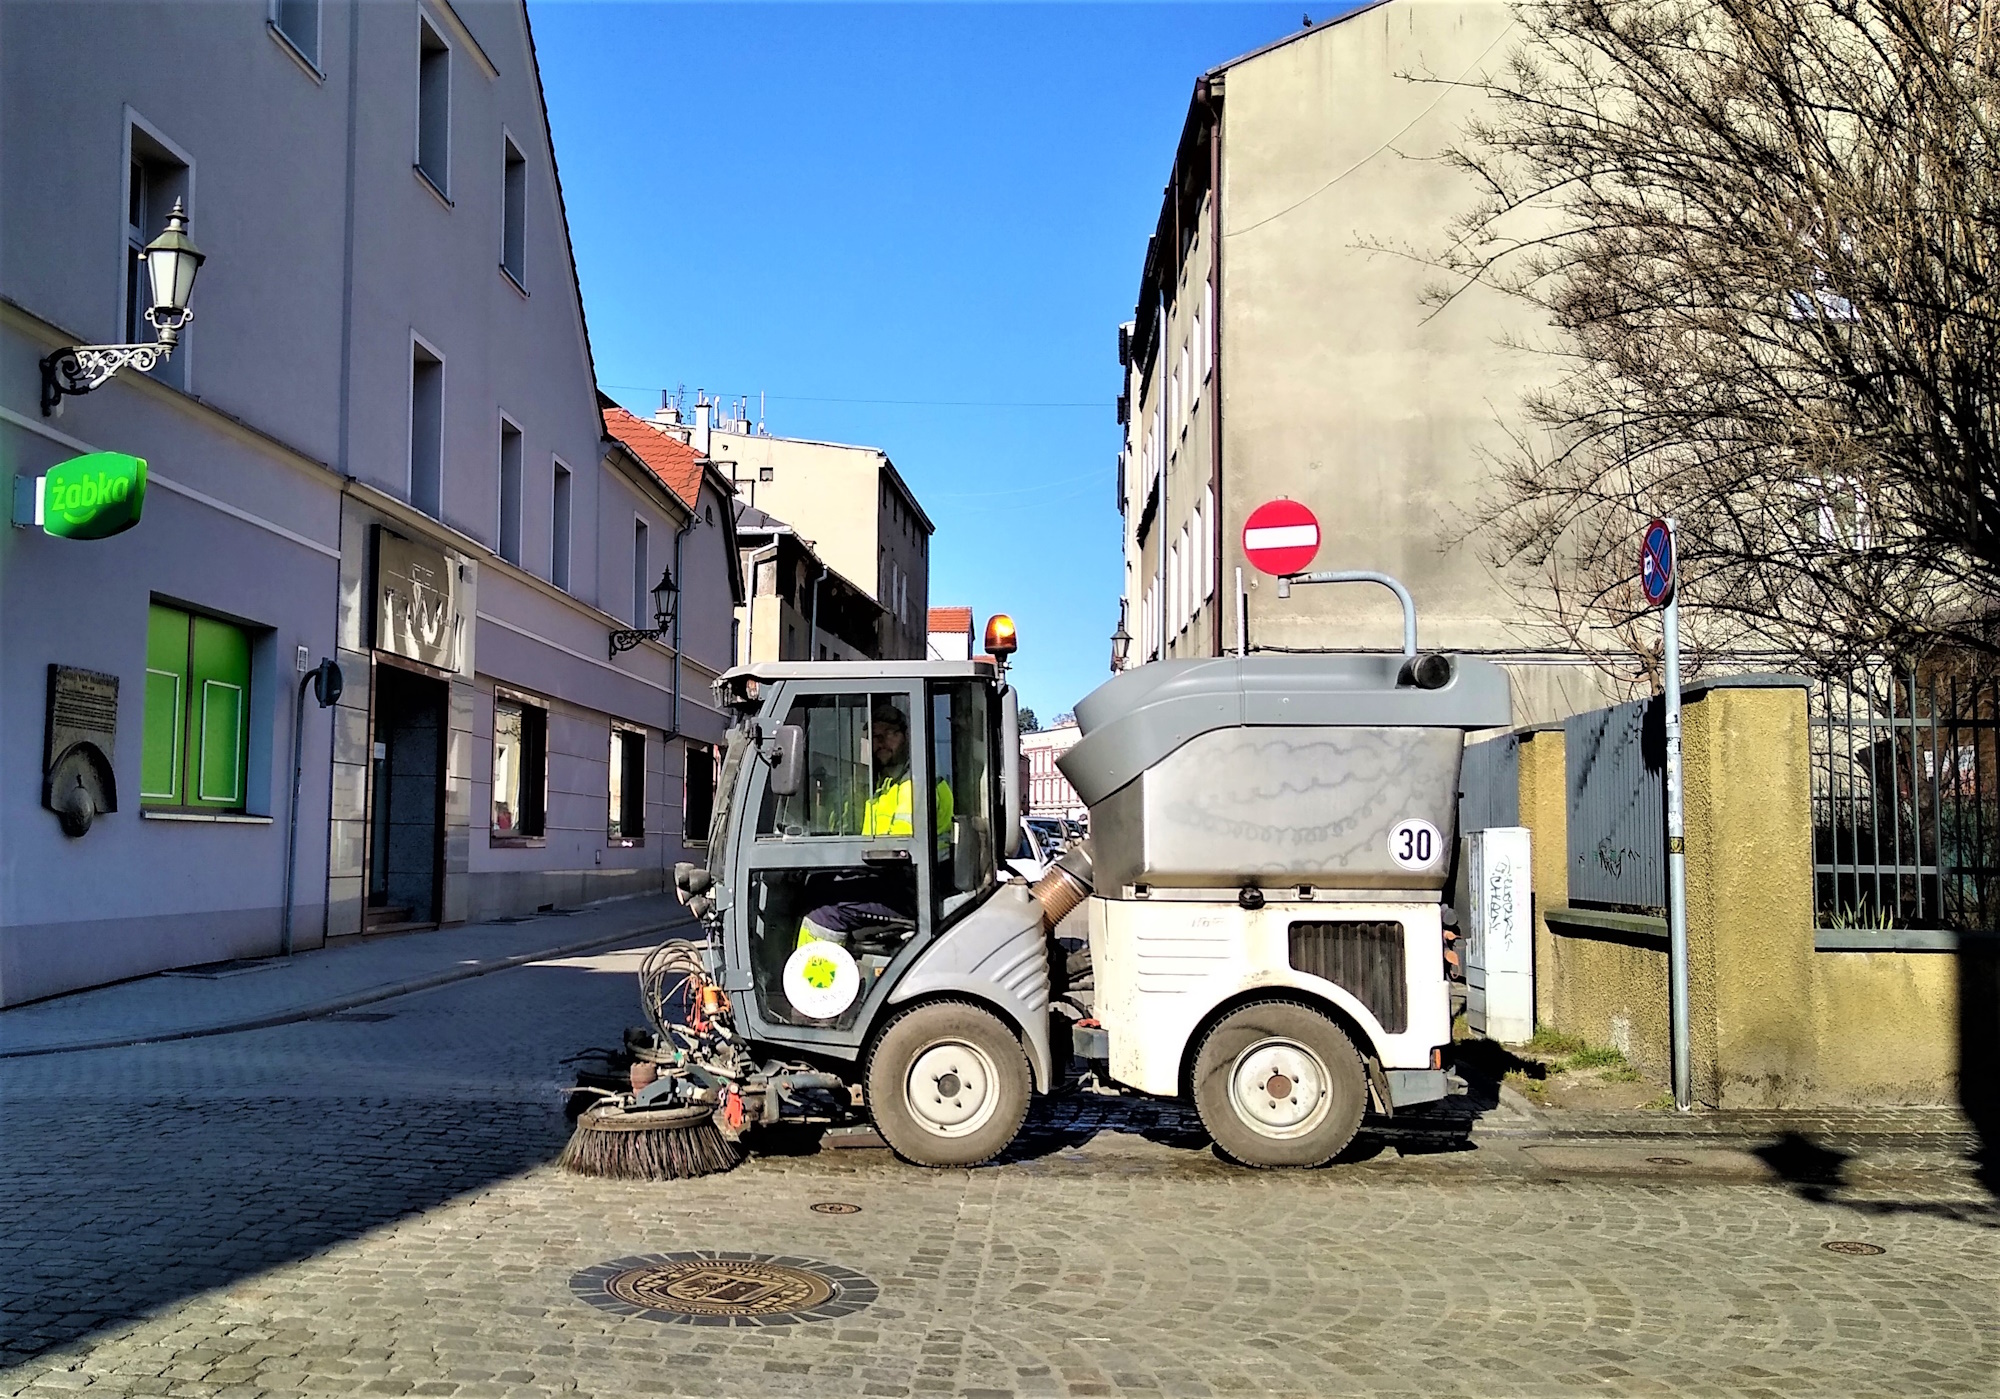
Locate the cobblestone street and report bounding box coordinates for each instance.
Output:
[3,939,1995,1399]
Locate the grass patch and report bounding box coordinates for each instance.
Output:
[1565,1045,1629,1070]
[1526,1028,1588,1056]
[1640,1091,1677,1110]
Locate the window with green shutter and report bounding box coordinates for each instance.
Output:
[142,603,251,811]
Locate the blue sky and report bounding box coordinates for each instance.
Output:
[532,1,1317,721]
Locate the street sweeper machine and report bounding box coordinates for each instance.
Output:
[561,601,1511,1180]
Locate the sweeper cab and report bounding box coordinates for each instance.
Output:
[564,602,1511,1177]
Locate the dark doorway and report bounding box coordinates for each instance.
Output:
[366,664,447,932]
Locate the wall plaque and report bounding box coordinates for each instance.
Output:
[375,527,462,671]
[44,665,118,836]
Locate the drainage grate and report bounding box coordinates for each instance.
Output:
[1646,1156,1692,1166]
[810,1202,861,1215]
[571,1251,876,1326]
[1822,1240,1886,1256]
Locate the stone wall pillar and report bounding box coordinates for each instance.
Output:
[1680,678,1816,1106]
[1515,725,1568,1033]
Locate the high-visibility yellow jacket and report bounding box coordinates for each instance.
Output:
[862,770,953,841]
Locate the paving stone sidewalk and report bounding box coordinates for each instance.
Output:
[0,894,692,1059]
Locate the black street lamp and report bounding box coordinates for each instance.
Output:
[610,566,680,656]
[42,198,206,416]
[1109,602,1132,673]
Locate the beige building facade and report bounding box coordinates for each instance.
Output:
[1116,1,1608,722]
[701,416,934,660]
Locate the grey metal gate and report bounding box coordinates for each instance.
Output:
[1565,696,1666,911]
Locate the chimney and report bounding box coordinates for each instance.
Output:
[693,400,712,458]
[652,389,682,427]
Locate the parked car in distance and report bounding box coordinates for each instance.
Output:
[1008,821,1057,881]
[1025,816,1070,858]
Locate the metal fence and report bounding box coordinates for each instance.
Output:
[1812,668,2000,932]
[1458,731,1521,836]
[1565,696,1667,911]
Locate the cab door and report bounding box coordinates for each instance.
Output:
[725,681,934,1055]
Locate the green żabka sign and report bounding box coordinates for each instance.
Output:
[40,452,147,539]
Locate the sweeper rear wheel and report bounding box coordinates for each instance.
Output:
[559,1102,743,1181]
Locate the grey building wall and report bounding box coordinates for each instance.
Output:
[0,0,736,1003]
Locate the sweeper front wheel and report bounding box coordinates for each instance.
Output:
[866,1001,1031,1168]
[559,1103,742,1181]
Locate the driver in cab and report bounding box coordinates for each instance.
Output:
[797,700,951,950]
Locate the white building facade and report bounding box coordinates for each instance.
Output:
[1022,723,1083,819]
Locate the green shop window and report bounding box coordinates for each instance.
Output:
[143,604,251,810]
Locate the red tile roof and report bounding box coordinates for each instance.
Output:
[603,402,703,509]
[928,606,974,634]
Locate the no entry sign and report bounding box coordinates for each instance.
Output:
[1640,518,1675,606]
[1242,499,1320,576]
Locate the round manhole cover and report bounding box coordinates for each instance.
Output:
[810,1201,862,1215]
[1822,1240,1885,1256]
[1646,1156,1693,1166]
[571,1251,876,1326]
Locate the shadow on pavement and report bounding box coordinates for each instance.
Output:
[0,958,626,1368]
[1752,1130,2000,1229]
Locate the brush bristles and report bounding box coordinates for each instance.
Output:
[559,1108,743,1180]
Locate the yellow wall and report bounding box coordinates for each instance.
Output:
[1807,953,1960,1104]
[1516,727,1568,1028]
[1510,681,1972,1107]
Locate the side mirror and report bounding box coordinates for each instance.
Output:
[1000,687,1022,858]
[767,722,805,797]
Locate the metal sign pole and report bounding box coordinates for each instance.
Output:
[1662,518,1692,1111]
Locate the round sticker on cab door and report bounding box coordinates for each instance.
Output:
[783,942,861,1019]
[1388,818,1443,871]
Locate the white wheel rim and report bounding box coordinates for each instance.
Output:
[1228,1037,1333,1139]
[905,1040,1000,1138]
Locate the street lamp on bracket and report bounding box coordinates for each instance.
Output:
[1109,600,1132,673]
[610,566,680,657]
[41,198,206,416]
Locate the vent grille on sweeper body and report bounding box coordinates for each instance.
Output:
[1287,921,1407,1033]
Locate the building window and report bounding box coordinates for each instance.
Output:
[416,16,450,195]
[491,695,547,839]
[1202,278,1215,380]
[270,0,320,69]
[125,126,191,389]
[551,460,572,590]
[143,603,251,812]
[501,135,526,287]
[409,338,443,517]
[609,725,646,844]
[1202,485,1216,600]
[632,518,650,628]
[684,740,717,844]
[498,418,523,565]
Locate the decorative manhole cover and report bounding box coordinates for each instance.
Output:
[1646,1156,1692,1166]
[570,1251,876,1326]
[810,1201,862,1215]
[1822,1240,1885,1256]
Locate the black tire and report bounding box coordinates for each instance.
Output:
[865,1001,1032,1167]
[1190,1000,1367,1168]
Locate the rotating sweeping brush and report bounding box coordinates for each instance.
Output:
[559,1102,742,1180]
